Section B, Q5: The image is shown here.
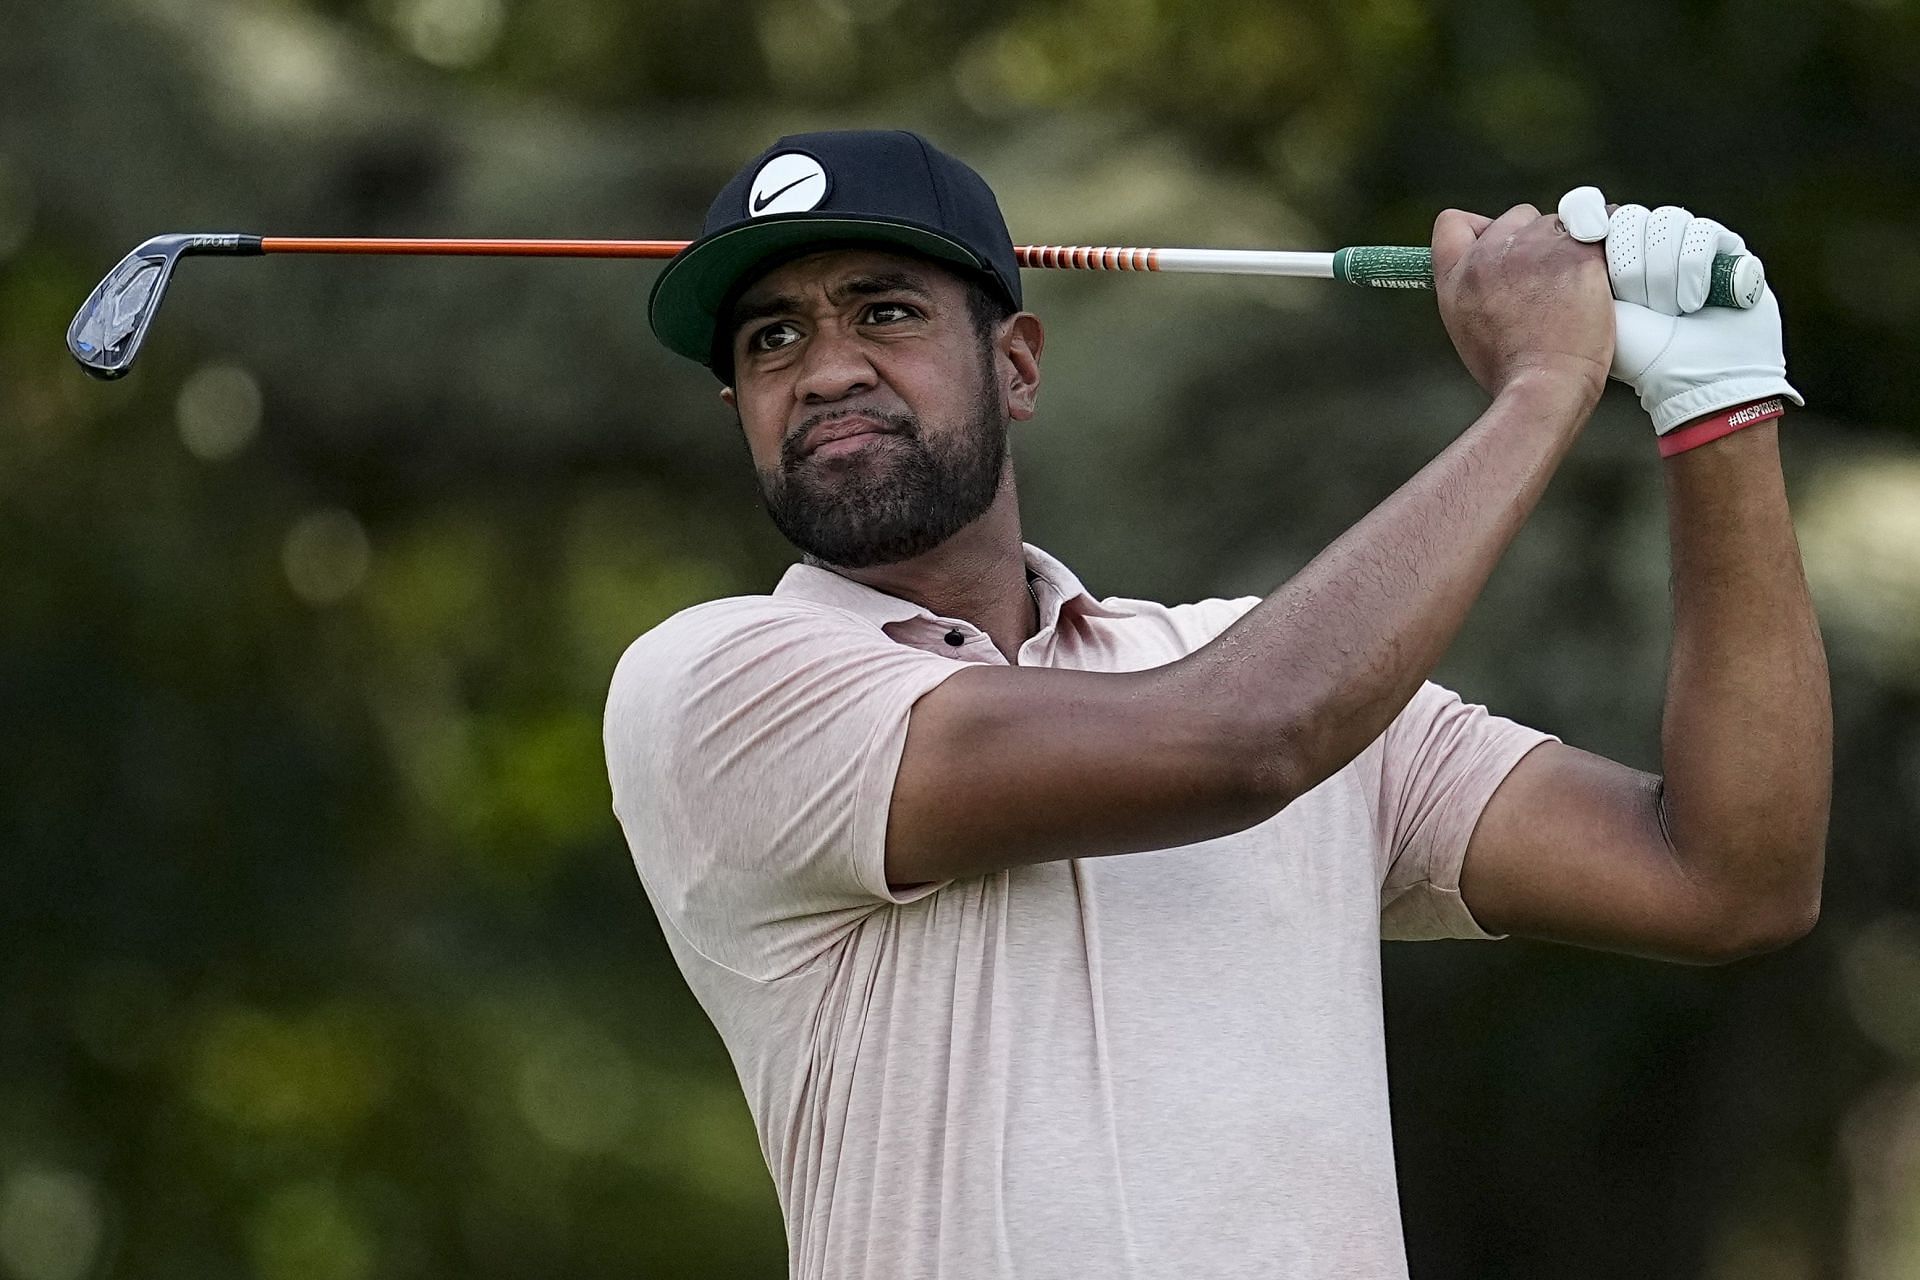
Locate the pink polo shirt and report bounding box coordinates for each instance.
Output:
[603,543,1553,1280]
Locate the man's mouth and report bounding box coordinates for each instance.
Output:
[799,415,899,459]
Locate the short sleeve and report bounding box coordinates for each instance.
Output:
[1372,682,1557,941]
[603,599,968,981]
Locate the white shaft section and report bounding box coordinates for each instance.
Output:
[1149,249,1336,277]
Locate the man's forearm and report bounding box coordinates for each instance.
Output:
[1175,372,1596,802]
[1658,424,1830,937]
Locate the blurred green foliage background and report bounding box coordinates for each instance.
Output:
[4,0,1920,1276]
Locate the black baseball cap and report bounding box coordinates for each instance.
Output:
[647,130,1023,376]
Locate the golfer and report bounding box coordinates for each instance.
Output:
[603,130,1829,1279]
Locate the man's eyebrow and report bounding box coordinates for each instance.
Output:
[828,273,935,305]
[729,292,806,333]
[728,273,937,335]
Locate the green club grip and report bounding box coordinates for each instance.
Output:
[1332,245,1763,309]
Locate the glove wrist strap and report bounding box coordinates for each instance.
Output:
[1657,397,1787,459]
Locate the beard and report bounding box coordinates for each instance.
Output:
[752,361,1008,570]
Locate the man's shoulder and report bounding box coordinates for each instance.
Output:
[607,592,885,705]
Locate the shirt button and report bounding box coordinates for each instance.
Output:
[944,630,965,647]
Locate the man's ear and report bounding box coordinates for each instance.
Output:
[1002,312,1045,422]
[719,385,737,409]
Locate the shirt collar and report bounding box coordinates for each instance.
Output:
[773,542,1135,630]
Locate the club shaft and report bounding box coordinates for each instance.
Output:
[250,237,1759,306]
[256,237,1339,277]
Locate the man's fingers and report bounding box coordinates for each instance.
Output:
[1488,203,1542,239]
[1675,216,1747,314]
[1557,186,1609,242]
[1476,204,1545,260]
[1642,205,1693,315]
[1436,203,1538,277]
[1431,208,1494,283]
[1607,203,1653,308]
[1435,203,1558,291]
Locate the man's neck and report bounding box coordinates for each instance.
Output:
[827,483,1038,662]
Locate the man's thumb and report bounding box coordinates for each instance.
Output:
[1557,186,1610,243]
[1431,209,1491,286]
[1611,301,1676,384]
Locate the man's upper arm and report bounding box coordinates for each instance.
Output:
[884,657,1282,886]
[1458,742,1741,962]
[603,601,966,979]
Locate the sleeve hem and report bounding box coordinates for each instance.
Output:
[1381,730,1559,942]
[1437,734,1559,940]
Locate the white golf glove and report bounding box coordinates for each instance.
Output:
[1557,187,1802,436]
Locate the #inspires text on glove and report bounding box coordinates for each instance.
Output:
[1558,187,1803,437]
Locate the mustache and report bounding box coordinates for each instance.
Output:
[781,406,919,468]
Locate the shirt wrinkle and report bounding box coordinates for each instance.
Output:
[1069,857,1143,1279]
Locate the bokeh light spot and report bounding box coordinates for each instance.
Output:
[248,1183,374,1280]
[175,362,263,461]
[953,28,1056,116]
[387,0,506,69]
[0,1168,105,1280]
[1841,914,1920,1059]
[212,6,345,122]
[754,0,856,95]
[1798,455,1920,684]
[283,509,372,606]
[187,1005,388,1141]
[1841,1081,1920,1276]
[819,0,902,19]
[515,1023,640,1156]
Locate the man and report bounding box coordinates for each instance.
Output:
[603,130,1829,1278]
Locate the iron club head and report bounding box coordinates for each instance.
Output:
[67,234,261,380]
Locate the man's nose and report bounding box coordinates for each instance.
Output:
[793,326,877,404]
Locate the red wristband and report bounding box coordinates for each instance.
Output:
[1657,397,1787,458]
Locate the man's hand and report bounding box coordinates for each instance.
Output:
[1431,204,1616,406]
[1561,189,1805,434]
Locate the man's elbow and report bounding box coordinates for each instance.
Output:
[1687,884,1822,965]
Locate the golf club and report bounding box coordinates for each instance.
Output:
[66,233,1766,380]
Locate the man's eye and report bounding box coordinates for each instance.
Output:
[748,323,800,353]
[863,302,919,324]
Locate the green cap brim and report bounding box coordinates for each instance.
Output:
[647,214,988,369]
